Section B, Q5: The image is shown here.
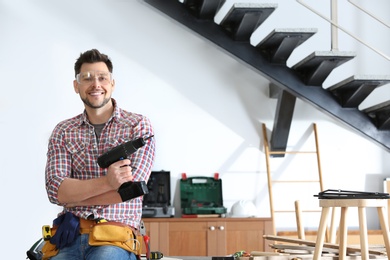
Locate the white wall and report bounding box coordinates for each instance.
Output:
[1,0,389,258]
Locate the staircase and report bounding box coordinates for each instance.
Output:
[143,0,390,153]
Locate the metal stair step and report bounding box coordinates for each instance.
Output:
[328,75,390,108]
[182,0,224,19]
[220,3,277,42]
[363,100,390,130]
[256,28,317,64]
[292,51,356,86]
[143,0,390,152]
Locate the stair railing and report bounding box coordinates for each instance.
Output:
[348,0,390,29]
[331,0,338,51]
[296,0,390,61]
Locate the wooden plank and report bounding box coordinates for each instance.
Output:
[277,229,386,245]
[251,251,289,256]
[270,243,338,254]
[264,235,386,255]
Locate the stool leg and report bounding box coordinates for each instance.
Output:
[313,206,331,260]
[377,206,390,256]
[329,207,338,243]
[338,207,348,260]
[358,207,369,260]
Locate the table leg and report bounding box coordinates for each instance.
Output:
[313,207,331,260]
[358,207,368,260]
[338,207,348,260]
[329,207,338,243]
[377,206,390,256]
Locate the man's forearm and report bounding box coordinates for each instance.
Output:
[58,177,114,204]
[65,190,122,207]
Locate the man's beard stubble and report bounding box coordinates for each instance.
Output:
[81,96,111,109]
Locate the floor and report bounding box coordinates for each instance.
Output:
[161,256,389,260]
[162,256,211,260]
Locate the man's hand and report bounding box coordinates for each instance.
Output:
[106,159,133,190]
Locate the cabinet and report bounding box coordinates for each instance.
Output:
[142,218,273,256]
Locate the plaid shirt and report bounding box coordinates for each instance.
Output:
[45,99,155,229]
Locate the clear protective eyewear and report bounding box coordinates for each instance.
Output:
[76,71,113,86]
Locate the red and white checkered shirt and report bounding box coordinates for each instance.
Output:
[45,99,155,229]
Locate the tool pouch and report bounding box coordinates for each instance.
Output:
[88,222,142,256]
[41,228,59,260]
[41,242,58,260]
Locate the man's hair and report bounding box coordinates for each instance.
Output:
[74,49,113,77]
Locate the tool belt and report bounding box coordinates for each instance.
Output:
[41,218,142,260]
[85,219,143,255]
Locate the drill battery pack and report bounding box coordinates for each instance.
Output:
[180,173,227,216]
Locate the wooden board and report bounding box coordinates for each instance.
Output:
[277,229,386,245]
[263,235,386,255]
[269,243,338,254]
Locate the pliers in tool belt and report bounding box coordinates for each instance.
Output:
[140,220,150,260]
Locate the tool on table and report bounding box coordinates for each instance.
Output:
[233,250,251,258]
[140,252,163,260]
[314,189,390,199]
[232,251,244,258]
[148,251,163,259]
[97,136,154,201]
[211,250,250,260]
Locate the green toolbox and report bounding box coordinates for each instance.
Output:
[180,173,227,216]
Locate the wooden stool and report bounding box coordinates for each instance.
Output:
[313,199,390,260]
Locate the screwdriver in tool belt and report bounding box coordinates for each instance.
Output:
[140,220,151,260]
[143,234,150,260]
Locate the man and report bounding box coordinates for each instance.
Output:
[43,49,155,259]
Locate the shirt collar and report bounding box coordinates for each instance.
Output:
[79,98,121,125]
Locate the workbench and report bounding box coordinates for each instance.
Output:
[143,217,273,256]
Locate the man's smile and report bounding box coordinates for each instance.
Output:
[89,90,105,96]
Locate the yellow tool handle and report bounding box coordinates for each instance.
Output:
[42,225,52,241]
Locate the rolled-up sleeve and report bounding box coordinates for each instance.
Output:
[130,116,156,183]
[45,128,71,206]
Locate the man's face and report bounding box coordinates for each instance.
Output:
[73,62,115,110]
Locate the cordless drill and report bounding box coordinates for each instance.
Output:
[97,136,153,202]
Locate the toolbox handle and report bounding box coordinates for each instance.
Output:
[186,177,221,184]
[181,173,220,181]
[189,177,209,184]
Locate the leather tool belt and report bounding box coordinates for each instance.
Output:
[41,218,142,259]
